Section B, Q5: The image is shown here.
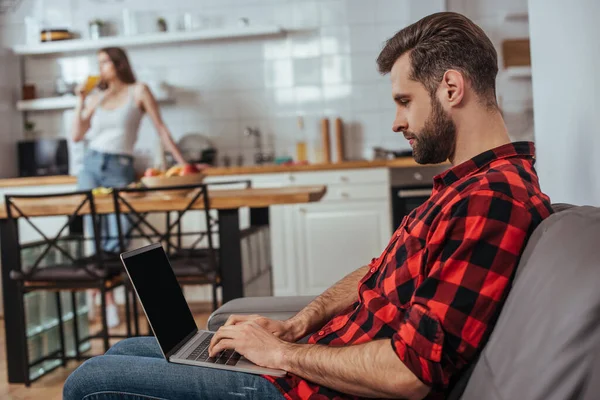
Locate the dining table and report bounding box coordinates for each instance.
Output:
[0,185,326,383]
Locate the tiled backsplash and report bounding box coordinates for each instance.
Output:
[0,0,533,175]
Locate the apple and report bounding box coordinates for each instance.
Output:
[180,164,200,176]
[144,168,162,177]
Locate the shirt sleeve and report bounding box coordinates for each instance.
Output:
[391,190,533,390]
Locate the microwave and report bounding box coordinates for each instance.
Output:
[18,139,69,177]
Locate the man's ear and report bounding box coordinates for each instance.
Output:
[440,69,465,107]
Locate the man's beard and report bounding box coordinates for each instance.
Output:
[407,98,456,164]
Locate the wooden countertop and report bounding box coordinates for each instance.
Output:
[204,158,431,175]
[0,186,327,219]
[0,175,78,188]
[0,159,444,188]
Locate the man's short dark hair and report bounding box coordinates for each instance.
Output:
[377,12,499,108]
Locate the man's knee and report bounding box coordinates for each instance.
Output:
[63,356,106,400]
[105,336,151,356]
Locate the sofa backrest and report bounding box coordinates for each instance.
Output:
[457,205,600,400]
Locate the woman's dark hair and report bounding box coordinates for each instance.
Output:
[377,12,499,108]
[97,47,136,90]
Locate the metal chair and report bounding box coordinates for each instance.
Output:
[112,180,252,335]
[4,190,125,386]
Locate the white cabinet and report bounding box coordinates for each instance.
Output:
[269,168,392,296]
[293,201,390,296]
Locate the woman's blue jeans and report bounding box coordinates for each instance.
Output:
[77,149,136,253]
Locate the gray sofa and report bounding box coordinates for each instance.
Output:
[208,205,600,399]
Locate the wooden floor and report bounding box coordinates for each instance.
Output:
[0,303,211,400]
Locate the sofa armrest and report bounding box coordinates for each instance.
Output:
[207,296,316,331]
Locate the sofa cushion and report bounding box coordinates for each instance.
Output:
[207,296,315,331]
[460,206,600,400]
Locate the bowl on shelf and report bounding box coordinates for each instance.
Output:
[140,173,206,197]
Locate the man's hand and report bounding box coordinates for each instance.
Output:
[222,314,304,343]
[208,321,290,370]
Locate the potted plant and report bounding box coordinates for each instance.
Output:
[157,17,167,32]
[89,19,105,40]
[24,121,38,140]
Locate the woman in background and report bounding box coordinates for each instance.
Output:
[71,47,187,327]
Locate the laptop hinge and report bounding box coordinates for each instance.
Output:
[166,328,199,360]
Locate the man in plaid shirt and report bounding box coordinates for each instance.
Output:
[65,11,552,400]
[207,12,552,400]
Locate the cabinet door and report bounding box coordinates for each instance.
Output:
[294,201,391,296]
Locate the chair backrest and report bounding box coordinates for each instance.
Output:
[456,205,600,400]
[4,190,103,279]
[111,179,251,247]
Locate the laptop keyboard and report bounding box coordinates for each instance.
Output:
[186,333,241,366]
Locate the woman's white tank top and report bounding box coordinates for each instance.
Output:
[87,85,143,156]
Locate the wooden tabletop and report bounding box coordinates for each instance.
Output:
[0,186,327,219]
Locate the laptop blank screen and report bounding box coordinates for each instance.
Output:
[122,245,197,356]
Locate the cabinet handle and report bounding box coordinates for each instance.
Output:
[413,172,424,181]
[340,176,349,182]
[340,192,349,198]
[289,175,296,182]
[299,208,307,213]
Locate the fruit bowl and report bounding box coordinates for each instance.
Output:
[140,173,206,197]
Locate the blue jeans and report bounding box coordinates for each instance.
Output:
[77,149,136,253]
[63,337,284,400]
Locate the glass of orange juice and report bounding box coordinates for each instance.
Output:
[84,75,100,93]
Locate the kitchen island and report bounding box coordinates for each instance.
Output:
[0,185,326,384]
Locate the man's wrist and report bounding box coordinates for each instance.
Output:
[285,314,313,341]
[278,342,301,372]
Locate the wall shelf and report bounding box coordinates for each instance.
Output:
[12,25,285,56]
[505,66,532,79]
[17,93,174,111]
[505,12,529,21]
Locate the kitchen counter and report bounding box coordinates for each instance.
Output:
[0,159,446,188]
[204,158,435,175]
[0,175,77,188]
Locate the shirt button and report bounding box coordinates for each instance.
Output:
[370,267,376,273]
[318,330,325,336]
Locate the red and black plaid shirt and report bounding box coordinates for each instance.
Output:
[266,142,553,399]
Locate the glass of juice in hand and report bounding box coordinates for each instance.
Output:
[83,75,100,94]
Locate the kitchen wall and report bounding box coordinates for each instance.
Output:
[0,48,20,178]
[0,0,532,175]
[529,0,600,206]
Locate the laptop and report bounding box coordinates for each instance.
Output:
[120,242,287,377]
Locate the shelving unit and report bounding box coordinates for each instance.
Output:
[12,25,285,56]
[17,92,174,112]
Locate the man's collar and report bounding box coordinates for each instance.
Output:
[433,141,536,189]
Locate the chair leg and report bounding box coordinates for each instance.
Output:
[100,286,110,352]
[70,291,81,360]
[19,286,31,387]
[54,291,67,367]
[124,286,132,338]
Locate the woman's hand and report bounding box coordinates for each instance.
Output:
[75,83,87,102]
